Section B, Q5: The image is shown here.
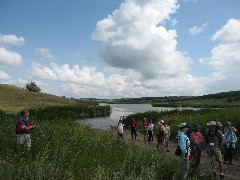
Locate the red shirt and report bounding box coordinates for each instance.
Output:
[190,131,204,145]
[130,120,137,127]
[15,117,33,134]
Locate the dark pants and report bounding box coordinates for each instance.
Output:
[191,147,202,171]
[131,127,137,140]
[148,130,153,142]
[224,144,235,163]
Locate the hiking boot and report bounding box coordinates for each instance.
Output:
[229,162,235,165]
[223,161,228,164]
[219,174,224,179]
[213,172,217,177]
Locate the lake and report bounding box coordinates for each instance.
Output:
[77,103,193,130]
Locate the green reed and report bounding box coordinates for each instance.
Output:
[0,110,184,179]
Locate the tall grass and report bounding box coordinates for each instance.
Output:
[0,110,185,179]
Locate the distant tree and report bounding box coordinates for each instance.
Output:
[25,81,41,92]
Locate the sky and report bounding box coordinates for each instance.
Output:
[0,0,240,99]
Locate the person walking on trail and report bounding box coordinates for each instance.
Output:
[156,120,165,150]
[130,118,137,140]
[15,110,35,150]
[190,124,204,172]
[205,121,224,179]
[142,118,149,140]
[117,120,124,138]
[176,122,191,180]
[147,121,154,142]
[223,126,237,165]
[164,121,171,152]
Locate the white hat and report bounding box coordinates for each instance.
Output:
[207,121,216,126]
[160,120,164,124]
[178,122,189,128]
[216,122,222,127]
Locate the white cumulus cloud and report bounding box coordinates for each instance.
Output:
[0,70,11,80]
[92,0,191,79]
[189,23,208,35]
[35,48,55,61]
[0,47,22,66]
[0,34,25,47]
[209,19,240,76]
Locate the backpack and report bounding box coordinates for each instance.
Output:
[159,125,165,135]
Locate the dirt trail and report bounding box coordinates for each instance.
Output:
[116,128,240,180]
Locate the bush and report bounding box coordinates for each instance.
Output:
[25,81,41,92]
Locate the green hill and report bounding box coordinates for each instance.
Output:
[0,84,96,112]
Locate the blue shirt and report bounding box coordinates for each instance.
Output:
[177,130,191,156]
[224,132,237,148]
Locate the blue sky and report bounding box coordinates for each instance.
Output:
[0,0,240,98]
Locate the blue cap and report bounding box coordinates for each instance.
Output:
[193,124,201,129]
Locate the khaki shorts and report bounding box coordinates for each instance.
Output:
[206,145,222,161]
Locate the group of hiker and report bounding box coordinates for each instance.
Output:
[116,116,238,179]
[16,110,238,179]
[175,120,238,179]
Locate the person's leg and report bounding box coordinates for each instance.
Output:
[196,149,201,168]
[224,144,229,163]
[191,148,198,171]
[143,129,147,140]
[134,129,137,140]
[179,157,189,180]
[148,130,151,142]
[17,134,24,146]
[214,147,224,178]
[24,134,31,150]
[229,145,234,164]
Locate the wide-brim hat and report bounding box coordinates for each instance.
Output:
[207,121,216,126]
[216,122,222,127]
[178,122,189,128]
[160,120,165,124]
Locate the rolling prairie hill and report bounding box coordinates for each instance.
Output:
[0,84,96,112]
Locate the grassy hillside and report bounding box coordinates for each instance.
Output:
[0,84,96,112]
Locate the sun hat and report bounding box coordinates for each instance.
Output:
[193,124,202,129]
[216,122,222,127]
[178,122,189,128]
[207,121,216,126]
[160,120,165,124]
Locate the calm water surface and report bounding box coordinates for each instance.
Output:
[77,103,190,130]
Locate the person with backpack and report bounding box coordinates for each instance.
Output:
[223,126,237,165]
[205,121,224,179]
[130,118,137,140]
[156,120,166,150]
[164,122,171,152]
[15,110,35,150]
[190,124,204,172]
[176,122,191,180]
